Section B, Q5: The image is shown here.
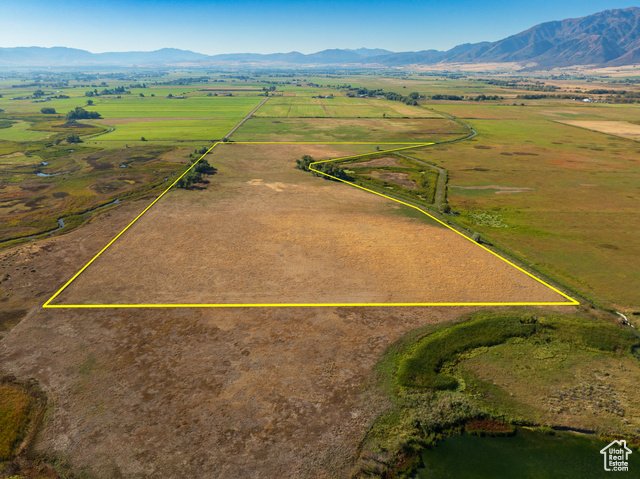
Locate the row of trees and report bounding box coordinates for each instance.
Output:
[296,155,349,181]
[85,86,129,97]
[348,87,420,106]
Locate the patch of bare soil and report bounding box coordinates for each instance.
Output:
[343,156,401,168]
[367,171,419,191]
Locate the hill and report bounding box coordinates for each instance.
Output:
[0,8,638,68]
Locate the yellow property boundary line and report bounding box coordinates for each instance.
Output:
[43,141,579,308]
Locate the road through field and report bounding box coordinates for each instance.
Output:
[225,96,269,138]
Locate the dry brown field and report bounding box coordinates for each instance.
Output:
[556,120,640,140]
[0,143,575,478]
[51,144,565,306]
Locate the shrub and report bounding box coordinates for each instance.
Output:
[40,107,56,114]
[466,419,515,437]
[397,314,537,389]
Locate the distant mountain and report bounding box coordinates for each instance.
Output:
[435,7,640,67]
[0,46,209,66]
[0,8,638,68]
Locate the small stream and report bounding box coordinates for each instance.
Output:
[0,199,120,244]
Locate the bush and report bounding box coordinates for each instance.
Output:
[296,155,350,181]
[543,318,640,353]
[466,419,515,437]
[397,314,537,389]
[66,133,82,144]
[40,107,56,114]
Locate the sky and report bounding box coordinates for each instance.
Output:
[1,0,638,55]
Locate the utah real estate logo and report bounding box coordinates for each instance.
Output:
[601,440,632,472]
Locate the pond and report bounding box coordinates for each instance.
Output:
[416,428,639,478]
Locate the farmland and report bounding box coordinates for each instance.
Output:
[1,69,640,478]
[50,143,565,307]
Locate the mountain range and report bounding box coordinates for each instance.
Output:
[1,7,639,69]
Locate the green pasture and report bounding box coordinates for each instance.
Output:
[254,95,442,118]
[232,117,467,143]
[85,95,262,119]
[0,120,52,141]
[96,119,239,141]
[407,112,640,308]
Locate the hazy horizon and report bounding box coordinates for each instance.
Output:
[1,1,638,55]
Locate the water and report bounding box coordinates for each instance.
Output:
[41,161,48,166]
[416,428,639,478]
[36,170,69,177]
[0,199,120,244]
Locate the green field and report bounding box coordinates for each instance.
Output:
[96,119,241,141]
[86,95,262,119]
[254,95,442,118]
[407,107,640,309]
[354,309,640,477]
[231,117,467,143]
[0,120,52,141]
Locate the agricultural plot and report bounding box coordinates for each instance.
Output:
[253,95,441,118]
[409,114,640,309]
[556,120,640,140]
[86,96,263,119]
[230,118,467,143]
[95,118,241,141]
[50,143,568,307]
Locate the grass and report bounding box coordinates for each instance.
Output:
[353,309,640,477]
[0,143,190,243]
[0,383,32,460]
[334,153,440,205]
[407,110,640,309]
[85,95,262,119]
[254,95,443,118]
[96,119,240,141]
[231,117,466,143]
[0,120,52,141]
[397,312,538,389]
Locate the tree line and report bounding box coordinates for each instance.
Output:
[296,155,349,181]
[65,107,101,121]
[176,153,216,188]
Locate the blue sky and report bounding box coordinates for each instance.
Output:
[1,0,638,54]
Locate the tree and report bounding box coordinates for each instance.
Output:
[40,107,56,114]
[66,107,101,120]
[86,99,94,106]
[139,93,145,97]
[66,133,82,144]
[141,137,147,141]
[33,89,44,98]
